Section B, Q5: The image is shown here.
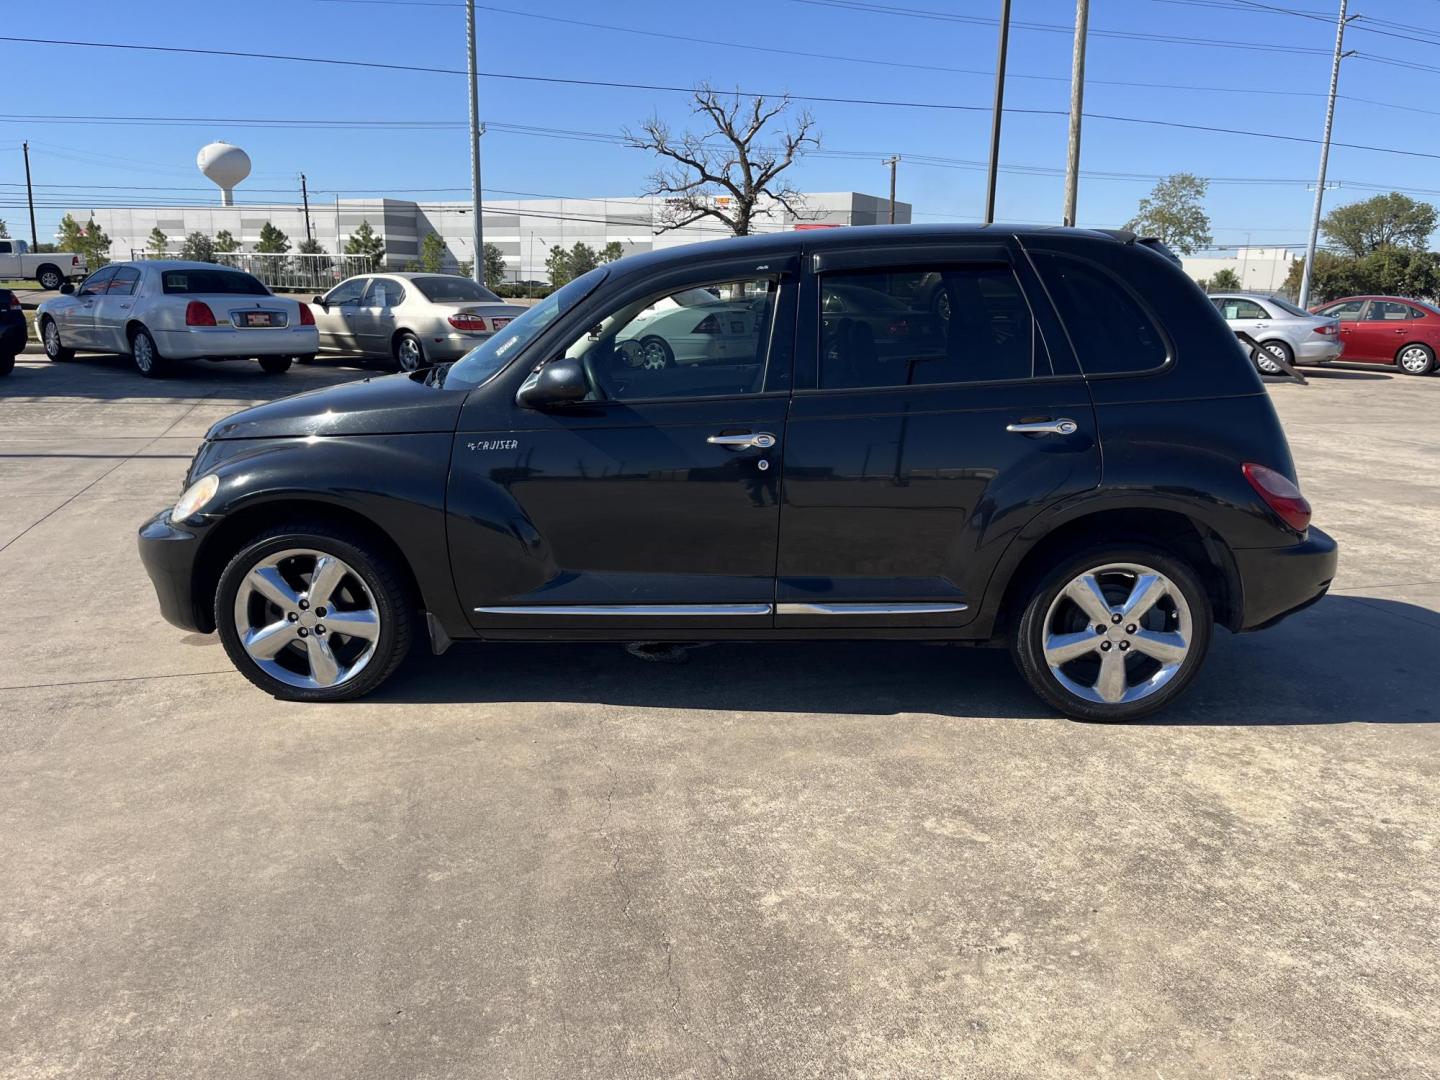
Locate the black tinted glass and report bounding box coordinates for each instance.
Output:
[161,270,268,296]
[413,276,500,303]
[1031,253,1168,375]
[818,265,1044,389]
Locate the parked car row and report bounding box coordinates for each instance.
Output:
[1210,290,1440,376]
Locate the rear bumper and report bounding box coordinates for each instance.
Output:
[1234,526,1338,631]
[422,329,494,362]
[138,510,209,633]
[153,326,320,359]
[1296,338,1342,362]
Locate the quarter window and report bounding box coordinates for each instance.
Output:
[561,277,777,401]
[818,265,1047,389]
[1031,253,1168,375]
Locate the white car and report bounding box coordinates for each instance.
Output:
[37,261,319,378]
[615,288,766,369]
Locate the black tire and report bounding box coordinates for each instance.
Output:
[129,326,169,378]
[214,522,415,703]
[1011,543,1213,722]
[637,335,674,370]
[1396,342,1435,376]
[40,317,75,362]
[0,353,14,376]
[36,266,63,291]
[259,355,293,375]
[394,331,425,372]
[1256,339,1291,375]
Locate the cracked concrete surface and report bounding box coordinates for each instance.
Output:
[1,350,1436,1078]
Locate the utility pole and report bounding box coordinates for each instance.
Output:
[1299,0,1353,309]
[883,155,900,224]
[984,0,1013,225]
[300,173,313,243]
[1062,0,1090,227]
[22,141,38,249]
[465,0,484,285]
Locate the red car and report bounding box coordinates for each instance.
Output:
[1310,295,1440,375]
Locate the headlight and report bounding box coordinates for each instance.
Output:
[172,474,220,522]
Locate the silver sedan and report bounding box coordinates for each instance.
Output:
[311,273,528,371]
[37,261,319,379]
[1209,292,1342,374]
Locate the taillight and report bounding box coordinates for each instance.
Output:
[1243,463,1311,533]
[693,314,721,334]
[185,300,217,327]
[71,256,80,267]
[298,302,315,326]
[6,294,19,311]
[448,312,488,332]
[887,318,911,337]
[1313,323,1337,336]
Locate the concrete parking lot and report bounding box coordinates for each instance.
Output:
[1,346,1436,1079]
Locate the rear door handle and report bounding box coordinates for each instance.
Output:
[1006,418,1078,436]
[707,432,776,449]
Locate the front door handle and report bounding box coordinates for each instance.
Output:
[1006,418,1078,436]
[707,432,777,449]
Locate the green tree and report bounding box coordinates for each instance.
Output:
[546,241,602,286]
[214,229,239,253]
[1321,192,1438,258]
[179,232,216,262]
[146,226,170,257]
[483,242,506,288]
[0,219,8,238]
[1124,173,1213,255]
[297,237,325,255]
[343,220,385,269]
[58,214,111,268]
[420,232,448,273]
[624,84,819,236]
[256,222,290,254]
[1209,267,1241,290]
[1284,247,1440,304]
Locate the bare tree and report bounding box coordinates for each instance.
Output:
[624,85,820,236]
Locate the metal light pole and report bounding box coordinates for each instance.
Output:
[883,155,900,224]
[1299,0,1352,309]
[984,0,1012,224]
[465,0,484,285]
[22,141,38,249]
[1062,0,1090,227]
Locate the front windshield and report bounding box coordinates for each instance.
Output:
[413,275,501,303]
[444,268,607,389]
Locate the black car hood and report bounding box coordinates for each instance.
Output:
[207,371,469,440]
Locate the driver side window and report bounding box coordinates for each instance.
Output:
[561,276,778,401]
[325,278,368,306]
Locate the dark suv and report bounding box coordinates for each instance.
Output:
[138,226,1336,720]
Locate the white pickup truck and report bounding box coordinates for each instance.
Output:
[0,239,88,291]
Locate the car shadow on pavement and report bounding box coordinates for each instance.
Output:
[1263,367,1393,382]
[8,350,377,401]
[369,595,1439,727]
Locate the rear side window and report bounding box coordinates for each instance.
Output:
[161,270,268,296]
[1031,252,1168,375]
[817,265,1048,389]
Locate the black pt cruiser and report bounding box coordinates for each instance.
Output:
[138,225,1337,721]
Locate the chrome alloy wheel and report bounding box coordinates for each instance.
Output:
[397,335,423,371]
[132,332,155,373]
[1399,345,1431,374]
[44,320,62,357]
[1041,562,1193,706]
[232,548,381,689]
[639,338,670,370]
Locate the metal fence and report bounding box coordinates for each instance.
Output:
[131,250,378,293]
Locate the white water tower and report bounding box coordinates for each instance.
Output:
[197,142,252,206]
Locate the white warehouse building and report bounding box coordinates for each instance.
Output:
[71,191,911,282]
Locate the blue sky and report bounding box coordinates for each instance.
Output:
[4,0,1439,249]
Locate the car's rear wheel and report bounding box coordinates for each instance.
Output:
[41,318,75,362]
[1011,545,1213,722]
[638,336,673,370]
[1396,343,1435,376]
[36,266,63,291]
[129,326,169,378]
[394,331,425,372]
[1256,339,1291,375]
[215,524,414,702]
[259,355,293,375]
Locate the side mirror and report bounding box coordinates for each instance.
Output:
[60,283,75,296]
[517,358,589,408]
[311,295,327,309]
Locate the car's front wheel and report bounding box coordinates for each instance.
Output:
[1397,343,1435,376]
[215,523,414,702]
[1011,545,1213,721]
[41,318,75,362]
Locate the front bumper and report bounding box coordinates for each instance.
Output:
[1234,526,1338,631]
[153,326,320,360]
[138,510,209,633]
